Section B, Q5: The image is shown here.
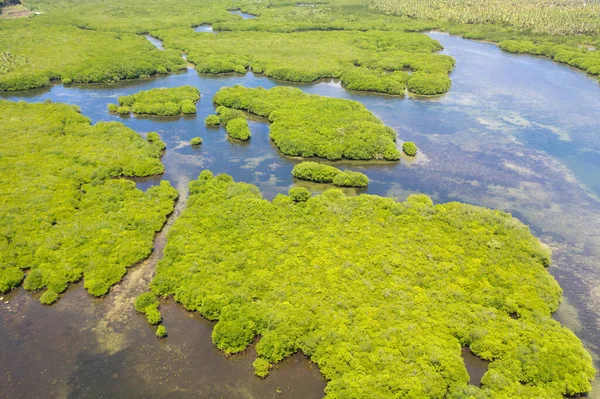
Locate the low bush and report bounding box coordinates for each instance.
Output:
[403,141,418,156]
[213,86,403,160]
[216,106,245,126]
[204,114,221,126]
[135,292,159,313]
[407,72,452,95]
[40,290,59,305]
[109,86,200,117]
[190,137,203,145]
[225,117,251,140]
[156,325,167,338]
[291,162,341,183]
[332,171,369,187]
[289,187,311,202]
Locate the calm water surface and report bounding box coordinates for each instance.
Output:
[2,31,600,397]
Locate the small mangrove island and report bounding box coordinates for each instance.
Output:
[108,85,200,116]
[292,162,369,187]
[213,86,402,160]
[0,101,178,301]
[150,171,595,398]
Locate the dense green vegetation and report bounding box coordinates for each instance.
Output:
[0,101,178,301]
[371,0,600,36]
[0,23,186,91]
[109,86,200,116]
[292,162,369,187]
[190,137,203,146]
[403,141,418,156]
[332,171,369,187]
[204,114,221,126]
[156,325,167,338]
[135,292,163,324]
[292,162,342,183]
[213,86,402,160]
[151,171,595,398]
[154,28,454,95]
[225,117,251,141]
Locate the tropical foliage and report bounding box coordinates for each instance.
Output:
[0,23,186,91]
[225,117,251,141]
[153,28,454,95]
[204,114,221,126]
[213,85,402,160]
[403,141,418,156]
[0,101,178,301]
[135,292,163,324]
[292,161,369,187]
[151,171,595,398]
[109,85,200,116]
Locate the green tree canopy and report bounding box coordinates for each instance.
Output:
[152,171,594,398]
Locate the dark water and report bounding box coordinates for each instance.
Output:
[461,347,489,386]
[2,31,600,397]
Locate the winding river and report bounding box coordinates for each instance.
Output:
[1,30,600,397]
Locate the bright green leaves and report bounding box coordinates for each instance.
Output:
[213,86,402,161]
[403,141,418,156]
[0,101,177,302]
[108,85,200,116]
[151,172,594,398]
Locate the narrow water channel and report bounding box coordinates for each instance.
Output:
[1,31,600,396]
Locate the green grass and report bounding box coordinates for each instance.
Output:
[0,101,178,300]
[151,171,595,398]
[213,85,402,160]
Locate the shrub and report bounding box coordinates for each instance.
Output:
[407,72,451,95]
[23,269,44,291]
[291,162,341,183]
[0,101,177,302]
[204,114,221,126]
[332,171,369,187]
[180,100,196,114]
[253,358,271,378]
[216,106,245,126]
[40,290,59,305]
[110,86,200,116]
[135,292,159,313]
[156,325,167,338]
[289,187,311,202]
[403,141,418,156]
[226,117,251,140]
[0,268,24,293]
[213,86,402,161]
[116,106,131,115]
[145,305,162,325]
[190,137,203,146]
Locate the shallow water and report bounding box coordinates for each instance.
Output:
[193,24,215,33]
[2,32,600,397]
[229,10,256,19]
